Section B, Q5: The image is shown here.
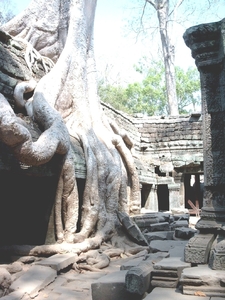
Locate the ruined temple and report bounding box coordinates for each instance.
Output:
[0,29,204,245]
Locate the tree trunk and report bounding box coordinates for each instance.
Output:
[0,0,140,251]
[148,0,179,115]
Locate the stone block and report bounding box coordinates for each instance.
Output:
[149,240,188,253]
[10,265,57,298]
[170,220,189,230]
[184,233,215,264]
[180,264,225,297]
[149,222,170,232]
[153,257,191,271]
[144,231,174,243]
[125,259,155,295]
[174,227,197,240]
[36,253,77,272]
[91,271,141,300]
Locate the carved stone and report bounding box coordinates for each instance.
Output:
[183,18,225,269]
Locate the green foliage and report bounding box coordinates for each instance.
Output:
[98,60,200,116]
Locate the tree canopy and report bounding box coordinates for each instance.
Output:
[98,60,200,116]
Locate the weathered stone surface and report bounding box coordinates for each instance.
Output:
[180,264,225,297]
[209,234,225,270]
[174,227,197,240]
[143,287,210,299]
[170,220,189,230]
[144,231,174,243]
[91,270,141,300]
[117,212,149,246]
[184,233,215,264]
[125,260,154,295]
[149,240,188,253]
[149,222,170,232]
[36,253,77,272]
[10,265,57,298]
[153,257,191,271]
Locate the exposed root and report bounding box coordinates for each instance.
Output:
[73,249,110,272]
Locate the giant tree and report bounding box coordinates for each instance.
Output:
[0,0,140,254]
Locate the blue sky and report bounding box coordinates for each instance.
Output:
[12,0,225,84]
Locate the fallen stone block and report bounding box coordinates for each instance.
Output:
[184,233,215,264]
[10,265,57,298]
[36,253,77,272]
[144,231,174,243]
[149,222,170,232]
[170,220,189,230]
[125,260,154,295]
[174,227,197,240]
[91,270,141,300]
[125,252,169,295]
[120,257,144,271]
[143,287,210,299]
[117,211,148,246]
[149,240,188,253]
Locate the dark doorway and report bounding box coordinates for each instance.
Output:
[0,171,58,245]
[157,184,169,211]
[141,184,151,208]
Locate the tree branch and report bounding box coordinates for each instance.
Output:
[146,0,156,9]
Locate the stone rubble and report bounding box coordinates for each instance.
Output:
[0,212,224,300]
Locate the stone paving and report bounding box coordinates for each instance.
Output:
[1,250,224,300]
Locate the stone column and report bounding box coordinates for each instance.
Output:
[183,19,225,269]
[168,183,181,210]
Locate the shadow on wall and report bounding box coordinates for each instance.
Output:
[0,171,58,245]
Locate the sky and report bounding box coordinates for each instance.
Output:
[10,0,225,84]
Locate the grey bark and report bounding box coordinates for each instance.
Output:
[0,0,140,251]
[146,0,180,115]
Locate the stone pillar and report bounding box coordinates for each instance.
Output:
[168,183,181,210]
[144,184,158,211]
[183,19,225,269]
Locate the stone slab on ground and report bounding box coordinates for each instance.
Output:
[149,240,188,253]
[120,257,144,270]
[91,270,141,300]
[10,265,56,298]
[36,253,77,271]
[143,287,210,299]
[153,257,191,271]
[144,231,174,243]
[168,245,185,258]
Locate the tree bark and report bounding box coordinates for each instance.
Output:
[146,0,179,115]
[0,0,140,251]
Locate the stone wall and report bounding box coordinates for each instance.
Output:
[103,102,203,212]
